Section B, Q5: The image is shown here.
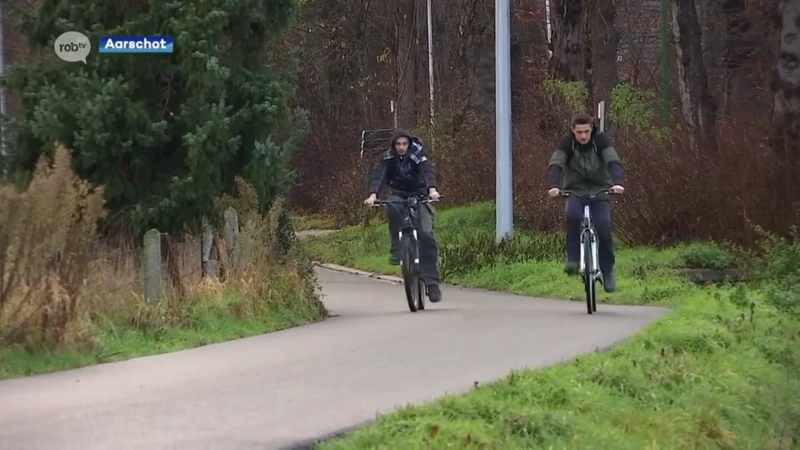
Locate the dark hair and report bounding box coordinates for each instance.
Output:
[571,113,593,127]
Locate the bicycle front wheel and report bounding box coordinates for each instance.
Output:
[582,234,596,315]
[400,234,421,312]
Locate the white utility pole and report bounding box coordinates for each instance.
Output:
[597,101,606,132]
[496,0,513,242]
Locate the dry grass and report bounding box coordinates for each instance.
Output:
[0,143,105,349]
[0,144,325,364]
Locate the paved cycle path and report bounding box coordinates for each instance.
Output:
[0,268,667,450]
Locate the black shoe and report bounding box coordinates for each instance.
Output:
[389,252,401,265]
[427,284,442,303]
[603,272,617,293]
[564,261,579,275]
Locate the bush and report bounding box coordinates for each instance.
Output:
[755,227,800,315]
[293,84,796,252]
[679,242,736,270]
[0,144,105,348]
[440,228,562,279]
[0,145,325,374]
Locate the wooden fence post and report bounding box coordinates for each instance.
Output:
[223,208,240,269]
[143,228,161,302]
[201,217,217,278]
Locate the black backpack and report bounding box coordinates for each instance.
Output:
[564,139,599,167]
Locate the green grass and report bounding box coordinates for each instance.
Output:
[307,202,800,449]
[0,282,325,380]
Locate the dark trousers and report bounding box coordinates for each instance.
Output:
[565,197,615,274]
[386,194,440,285]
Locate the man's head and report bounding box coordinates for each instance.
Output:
[570,113,594,145]
[391,129,413,155]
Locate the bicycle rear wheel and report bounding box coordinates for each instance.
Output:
[400,234,421,312]
[582,234,596,315]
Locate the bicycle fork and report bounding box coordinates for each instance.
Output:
[579,204,599,278]
[399,229,420,265]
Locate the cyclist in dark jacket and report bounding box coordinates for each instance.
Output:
[364,129,442,302]
[546,113,625,292]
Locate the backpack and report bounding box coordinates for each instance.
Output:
[564,139,599,167]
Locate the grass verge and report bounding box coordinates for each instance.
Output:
[307,202,800,448]
[0,278,324,380]
[0,148,326,380]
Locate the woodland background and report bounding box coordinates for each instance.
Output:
[1,0,797,246]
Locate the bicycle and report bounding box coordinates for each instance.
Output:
[370,194,440,312]
[556,189,616,315]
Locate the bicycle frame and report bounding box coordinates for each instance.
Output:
[559,190,613,279]
[371,194,439,267]
[579,203,601,280]
[400,196,423,264]
[370,194,440,312]
[555,188,617,314]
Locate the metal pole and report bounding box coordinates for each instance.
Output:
[0,3,7,169]
[496,0,513,242]
[597,101,605,132]
[426,0,435,129]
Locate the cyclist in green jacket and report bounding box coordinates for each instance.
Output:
[546,113,625,292]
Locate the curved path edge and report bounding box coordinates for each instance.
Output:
[313,261,403,284]
[0,267,668,449]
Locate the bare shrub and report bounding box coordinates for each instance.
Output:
[1,148,325,356]
[0,143,105,349]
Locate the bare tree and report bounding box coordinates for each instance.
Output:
[671,0,718,152]
[770,0,800,164]
[718,0,758,116]
[395,0,418,127]
[551,0,591,81]
[588,0,620,110]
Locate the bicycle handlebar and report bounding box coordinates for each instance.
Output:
[556,189,618,199]
[369,195,442,207]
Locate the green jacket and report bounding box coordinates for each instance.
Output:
[547,130,624,199]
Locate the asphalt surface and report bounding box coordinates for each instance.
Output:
[0,267,667,450]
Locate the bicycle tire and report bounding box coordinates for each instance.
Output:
[582,233,596,315]
[400,234,421,312]
[417,278,426,310]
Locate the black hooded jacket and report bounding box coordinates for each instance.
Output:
[368,129,437,196]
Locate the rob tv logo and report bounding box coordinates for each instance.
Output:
[54,31,92,63]
[59,41,87,52]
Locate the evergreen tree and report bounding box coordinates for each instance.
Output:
[0,0,307,235]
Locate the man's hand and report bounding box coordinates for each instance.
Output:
[609,185,625,194]
[428,187,440,200]
[547,188,560,198]
[364,193,377,206]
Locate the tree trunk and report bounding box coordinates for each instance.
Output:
[770,0,800,164]
[551,0,591,81]
[395,0,418,128]
[719,0,754,116]
[588,0,619,116]
[464,1,495,112]
[671,0,718,153]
